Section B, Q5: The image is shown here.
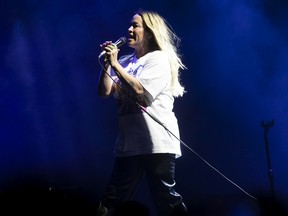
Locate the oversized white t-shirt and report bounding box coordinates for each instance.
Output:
[112,50,181,158]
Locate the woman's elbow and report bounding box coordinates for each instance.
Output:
[134,87,145,96]
[98,90,112,98]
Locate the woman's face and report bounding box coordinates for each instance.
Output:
[127,14,149,51]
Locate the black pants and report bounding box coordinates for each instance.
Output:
[97,153,188,216]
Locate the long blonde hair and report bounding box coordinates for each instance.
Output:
[138,10,186,97]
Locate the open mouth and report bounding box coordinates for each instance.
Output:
[128,35,135,40]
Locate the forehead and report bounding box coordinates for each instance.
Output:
[131,14,143,24]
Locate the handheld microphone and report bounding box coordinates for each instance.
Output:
[98,37,127,58]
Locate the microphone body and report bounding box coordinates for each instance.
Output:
[98,37,127,58]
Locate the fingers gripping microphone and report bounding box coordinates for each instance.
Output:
[98,37,127,58]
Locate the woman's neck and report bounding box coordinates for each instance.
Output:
[135,47,151,59]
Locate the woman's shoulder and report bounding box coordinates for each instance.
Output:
[146,50,168,61]
[149,50,166,56]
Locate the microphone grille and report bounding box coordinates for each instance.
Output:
[114,37,127,48]
[119,37,127,44]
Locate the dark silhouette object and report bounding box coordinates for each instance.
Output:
[261,119,275,199]
[257,195,288,216]
[113,201,150,216]
[226,194,288,216]
[0,178,96,215]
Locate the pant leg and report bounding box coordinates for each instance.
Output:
[144,154,188,216]
[96,156,145,216]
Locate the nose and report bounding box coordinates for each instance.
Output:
[128,26,133,32]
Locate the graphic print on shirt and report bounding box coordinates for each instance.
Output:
[116,63,149,116]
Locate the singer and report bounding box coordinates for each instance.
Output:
[97,9,188,216]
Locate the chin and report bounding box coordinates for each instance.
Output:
[127,42,135,48]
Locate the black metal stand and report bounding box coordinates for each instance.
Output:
[261,119,275,199]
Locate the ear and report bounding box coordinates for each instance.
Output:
[147,32,154,40]
[147,32,152,38]
[145,29,152,39]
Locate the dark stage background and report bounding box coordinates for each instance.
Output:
[1,0,288,215]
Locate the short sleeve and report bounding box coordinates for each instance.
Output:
[137,51,171,100]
